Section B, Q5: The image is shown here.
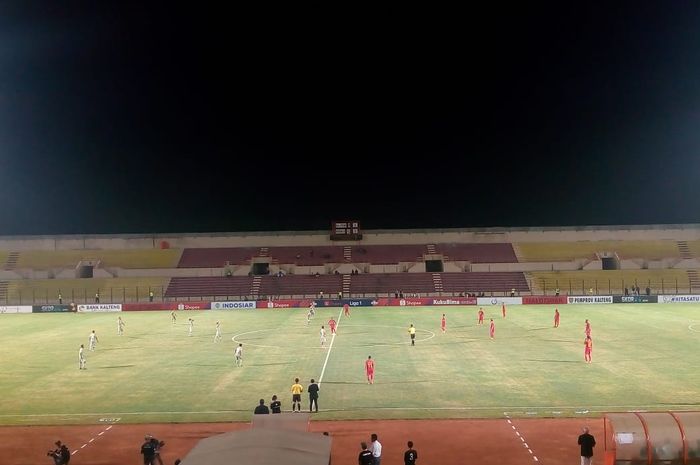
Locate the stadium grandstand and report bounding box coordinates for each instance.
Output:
[2,224,700,304]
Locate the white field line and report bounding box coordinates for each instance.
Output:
[318,307,344,387]
[2,403,699,419]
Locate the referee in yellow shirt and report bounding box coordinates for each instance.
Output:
[408,324,416,346]
[291,378,304,412]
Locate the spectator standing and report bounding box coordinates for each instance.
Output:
[578,426,596,465]
[58,293,63,304]
[149,290,154,302]
[95,292,100,303]
[371,433,382,465]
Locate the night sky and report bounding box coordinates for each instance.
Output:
[1,3,700,235]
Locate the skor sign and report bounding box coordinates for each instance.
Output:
[212,301,256,310]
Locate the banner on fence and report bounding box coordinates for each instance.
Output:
[522,296,568,305]
[77,304,122,312]
[476,297,523,306]
[0,305,33,314]
[211,301,256,310]
[567,296,613,304]
[122,302,210,311]
[657,295,700,303]
[32,304,74,313]
[613,295,658,304]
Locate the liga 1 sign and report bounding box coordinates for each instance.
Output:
[476,297,523,306]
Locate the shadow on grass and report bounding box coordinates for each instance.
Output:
[522,359,579,363]
[98,365,136,369]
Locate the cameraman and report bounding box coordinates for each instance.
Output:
[150,436,165,465]
[48,441,70,465]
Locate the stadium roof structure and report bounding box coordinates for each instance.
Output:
[180,413,331,465]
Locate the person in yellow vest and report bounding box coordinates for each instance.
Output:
[408,324,416,346]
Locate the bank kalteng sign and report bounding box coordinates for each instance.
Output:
[78,304,122,312]
[567,296,613,304]
[658,295,700,303]
[211,301,256,310]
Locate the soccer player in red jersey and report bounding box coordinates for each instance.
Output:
[365,355,375,384]
[478,308,484,325]
[343,303,350,317]
[585,319,591,337]
[502,303,506,318]
[489,319,495,339]
[441,314,446,333]
[328,317,337,334]
[554,308,560,328]
[584,336,593,363]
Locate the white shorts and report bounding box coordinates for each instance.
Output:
[581,456,593,465]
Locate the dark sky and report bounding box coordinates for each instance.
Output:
[1,3,700,235]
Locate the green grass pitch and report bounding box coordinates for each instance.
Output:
[1,304,700,425]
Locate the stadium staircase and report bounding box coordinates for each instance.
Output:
[687,270,700,292]
[343,246,352,261]
[259,247,269,257]
[678,241,693,259]
[0,281,7,301]
[432,273,444,292]
[426,244,437,254]
[251,276,262,298]
[3,252,19,270]
[342,274,351,297]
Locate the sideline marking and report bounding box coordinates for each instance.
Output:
[72,423,115,456]
[318,307,344,387]
[505,414,539,463]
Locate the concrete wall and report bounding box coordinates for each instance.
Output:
[1,223,699,251]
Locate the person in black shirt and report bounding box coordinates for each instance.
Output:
[578,426,596,465]
[270,395,282,413]
[358,442,373,465]
[308,379,319,412]
[404,441,418,465]
[254,398,270,414]
[48,440,70,465]
[141,436,156,465]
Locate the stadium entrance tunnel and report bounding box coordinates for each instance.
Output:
[604,411,700,464]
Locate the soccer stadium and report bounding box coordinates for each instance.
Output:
[3,223,700,465]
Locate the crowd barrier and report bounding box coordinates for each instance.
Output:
[9,295,700,315]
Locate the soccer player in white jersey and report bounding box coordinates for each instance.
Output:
[117,316,125,336]
[79,344,86,370]
[234,343,243,367]
[188,318,194,336]
[88,330,99,351]
[319,325,326,348]
[213,321,222,342]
